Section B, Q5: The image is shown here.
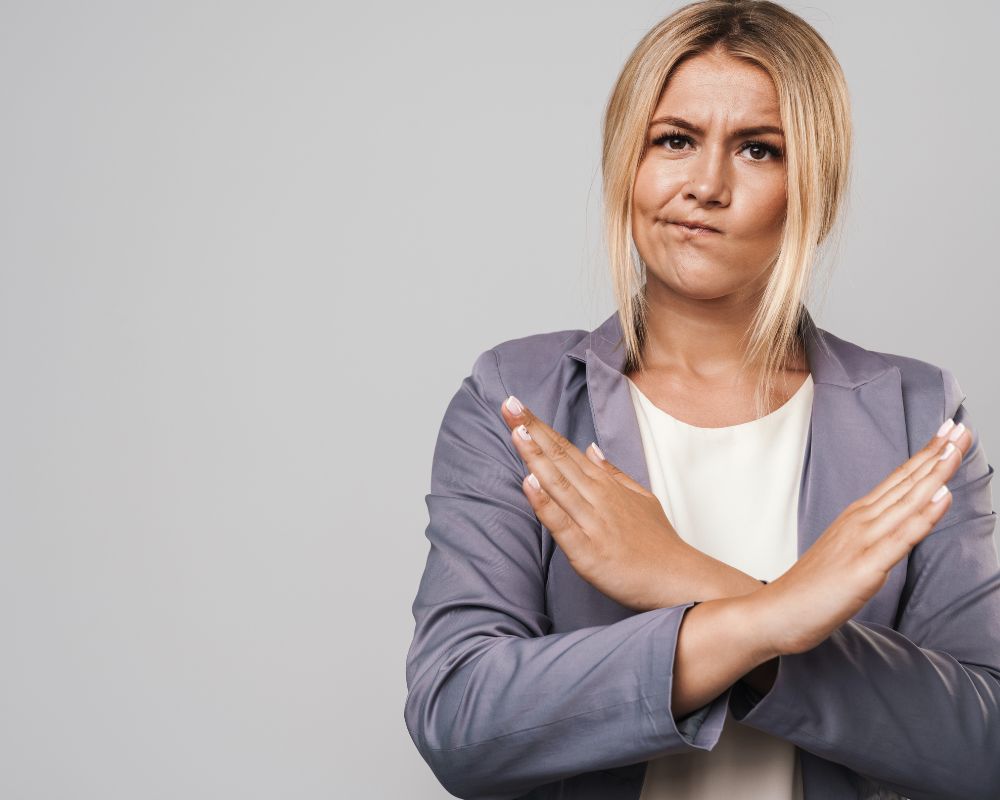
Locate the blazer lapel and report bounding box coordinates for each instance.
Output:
[565,308,911,622]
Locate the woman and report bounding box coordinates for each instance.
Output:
[404,2,1000,799]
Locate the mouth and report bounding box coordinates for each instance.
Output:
[668,221,721,235]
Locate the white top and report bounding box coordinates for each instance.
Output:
[627,373,814,800]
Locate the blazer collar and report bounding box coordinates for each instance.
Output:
[563,307,910,616]
[565,306,886,389]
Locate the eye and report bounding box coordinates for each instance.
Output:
[649,130,784,162]
[651,132,693,151]
[739,140,784,161]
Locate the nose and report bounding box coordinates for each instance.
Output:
[682,145,730,207]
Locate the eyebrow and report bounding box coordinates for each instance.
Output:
[649,115,784,138]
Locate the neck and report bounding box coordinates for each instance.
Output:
[636,282,773,382]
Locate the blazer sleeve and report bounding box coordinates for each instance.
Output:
[403,348,733,800]
[728,366,1000,800]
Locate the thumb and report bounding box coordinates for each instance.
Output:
[587,442,649,494]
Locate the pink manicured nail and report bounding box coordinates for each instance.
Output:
[527,473,540,490]
[516,424,531,441]
[505,395,524,415]
[938,442,956,461]
[590,442,606,460]
[947,422,966,443]
[936,418,955,438]
[931,485,949,503]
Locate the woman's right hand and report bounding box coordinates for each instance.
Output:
[754,419,973,658]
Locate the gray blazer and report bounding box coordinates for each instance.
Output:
[404,308,1000,800]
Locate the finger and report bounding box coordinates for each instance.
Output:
[863,478,953,572]
[863,424,972,519]
[501,394,606,491]
[510,422,601,530]
[586,442,650,495]
[521,472,592,562]
[858,418,965,511]
[859,431,967,549]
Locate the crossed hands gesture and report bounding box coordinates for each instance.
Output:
[500,393,971,658]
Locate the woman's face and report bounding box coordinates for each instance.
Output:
[632,49,787,302]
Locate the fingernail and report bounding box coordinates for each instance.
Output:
[936,418,955,438]
[516,424,531,441]
[527,473,540,490]
[590,442,606,460]
[931,485,949,503]
[505,395,524,415]
[938,441,956,461]
[946,422,966,443]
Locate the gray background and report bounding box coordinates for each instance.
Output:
[1,1,996,797]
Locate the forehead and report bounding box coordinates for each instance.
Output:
[654,51,780,118]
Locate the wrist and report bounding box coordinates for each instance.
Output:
[672,594,776,717]
[741,583,783,662]
[704,555,771,599]
[725,587,782,665]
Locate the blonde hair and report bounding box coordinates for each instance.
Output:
[602,0,852,418]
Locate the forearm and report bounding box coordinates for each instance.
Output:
[729,618,1000,799]
[685,554,780,698]
[672,593,776,718]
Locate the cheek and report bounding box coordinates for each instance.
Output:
[737,178,787,237]
[632,160,680,214]
[759,172,788,217]
[762,180,788,221]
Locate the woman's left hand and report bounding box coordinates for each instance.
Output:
[500,393,711,612]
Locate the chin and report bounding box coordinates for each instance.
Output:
[659,276,743,302]
[645,263,746,300]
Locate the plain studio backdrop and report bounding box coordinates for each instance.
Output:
[1,1,997,798]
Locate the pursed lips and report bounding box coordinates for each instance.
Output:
[668,220,721,234]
